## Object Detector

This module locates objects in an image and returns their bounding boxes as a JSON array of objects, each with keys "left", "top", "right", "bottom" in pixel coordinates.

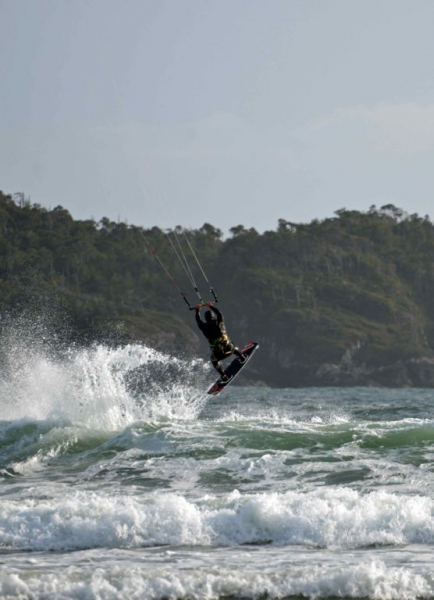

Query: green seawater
[{"left": 1, "top": 346, "right": 434, "bottom": 598}]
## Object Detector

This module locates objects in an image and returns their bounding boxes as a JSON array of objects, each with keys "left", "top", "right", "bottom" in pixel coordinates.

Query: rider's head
[{"left": 204, "top": 310, "right": 214, "bottom": 323}]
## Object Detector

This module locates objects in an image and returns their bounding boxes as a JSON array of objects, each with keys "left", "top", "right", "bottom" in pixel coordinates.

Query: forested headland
[{"left": 2, "top": 189, "right": 434, "bottom": 387}]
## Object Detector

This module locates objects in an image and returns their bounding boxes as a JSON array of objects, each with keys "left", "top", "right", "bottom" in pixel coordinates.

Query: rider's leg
[{"left": 211, "top": 353, "right": 227, "bottom": 379}]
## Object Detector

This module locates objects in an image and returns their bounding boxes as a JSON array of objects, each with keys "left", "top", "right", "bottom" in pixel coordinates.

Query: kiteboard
[{"left": 207, "top": 341, "right": 259, "bottom": 396}]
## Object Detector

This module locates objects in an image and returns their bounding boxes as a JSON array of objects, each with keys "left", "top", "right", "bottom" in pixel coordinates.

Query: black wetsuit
[
  {"left": 196, "top": 306, "right": 226, "bottom": 344},
  {"left": 195, "top": 306, "right": 243, "bottom": 377}
]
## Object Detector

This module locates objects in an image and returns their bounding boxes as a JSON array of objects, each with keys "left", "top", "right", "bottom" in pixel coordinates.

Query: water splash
[{"left": 0, "top": 341, "right": 209, "bottom": 429}]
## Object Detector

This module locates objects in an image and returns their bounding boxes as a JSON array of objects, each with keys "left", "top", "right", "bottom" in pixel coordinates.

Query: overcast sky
[{"left": 2, "top": 0, "right": 434, "bottom": 231}]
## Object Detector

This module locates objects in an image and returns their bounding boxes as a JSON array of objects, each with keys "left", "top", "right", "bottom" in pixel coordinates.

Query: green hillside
[{"left": 2, "top": 190, "right": 434, "bottom": 386}]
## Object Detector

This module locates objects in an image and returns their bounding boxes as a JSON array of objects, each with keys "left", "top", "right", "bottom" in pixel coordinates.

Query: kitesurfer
[{"left": 195, "top": 304, "right": 244, "bottom": 380}]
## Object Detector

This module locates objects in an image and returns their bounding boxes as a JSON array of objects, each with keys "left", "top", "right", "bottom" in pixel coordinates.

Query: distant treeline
[{"left": 2, "top": 190, "right": 434, "bottom": 386}]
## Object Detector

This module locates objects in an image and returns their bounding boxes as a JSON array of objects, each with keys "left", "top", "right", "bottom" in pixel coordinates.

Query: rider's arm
[
  {"left": 210, "top": 305, "right": 223, "bottom": 323},
  {"left": 195, "top": 306, "right": 203, "bottom": 326}
]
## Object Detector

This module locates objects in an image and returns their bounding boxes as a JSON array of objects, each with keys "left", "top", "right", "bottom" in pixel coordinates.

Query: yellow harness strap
[{"left": 210, "top": 334, "right": 229, "bottom": 349}]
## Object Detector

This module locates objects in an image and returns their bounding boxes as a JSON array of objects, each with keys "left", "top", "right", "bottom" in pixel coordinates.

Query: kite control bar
[{"left": 192, "top": 302, "right": 214, "bottom": 311}]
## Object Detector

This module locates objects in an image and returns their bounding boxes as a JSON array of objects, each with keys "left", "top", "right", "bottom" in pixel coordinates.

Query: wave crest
[
  {"left": 0, "top": 342, "right": 208, "bottom": 429},
  {"left": 0, "top": 488, "right": 432, "bottom": 552}
]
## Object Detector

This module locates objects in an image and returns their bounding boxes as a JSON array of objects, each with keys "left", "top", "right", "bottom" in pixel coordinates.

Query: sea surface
[{"left": 1, "top": 342, "right": 434, "bottom": 599}]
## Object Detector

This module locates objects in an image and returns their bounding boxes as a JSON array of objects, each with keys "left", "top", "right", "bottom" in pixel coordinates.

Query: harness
[{"left": 210, "top": 333, "right": 230, "bottom": 350}]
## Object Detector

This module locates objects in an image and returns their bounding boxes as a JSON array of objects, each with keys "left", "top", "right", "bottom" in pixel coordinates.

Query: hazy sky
[{"left": 2, "top": 0, "right": 434, "bottom": 231}]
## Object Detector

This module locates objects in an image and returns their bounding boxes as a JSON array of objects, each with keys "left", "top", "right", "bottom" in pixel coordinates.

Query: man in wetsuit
[{"left": 195, "top": 304, "right": 244, "bottom": 380}]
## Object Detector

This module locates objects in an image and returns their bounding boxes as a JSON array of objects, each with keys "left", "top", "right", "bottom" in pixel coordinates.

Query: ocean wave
[
  {"left": 0, "top": 417, "right": 230, "bottom": 479},
  {"left": 211, "top": 418, "right": 434, "bottom": 454},
  {"left": 0, "top": 343, "right": 207, "bottom": 429},
  {"left": 0, "top": 560, "right": 431, "bottom": 599},
  {"left": 3, "top": 415, "right": 434, "bottom": 483},
  {"left": 0, "top": 488, "right": 433, "bottom": 552}
]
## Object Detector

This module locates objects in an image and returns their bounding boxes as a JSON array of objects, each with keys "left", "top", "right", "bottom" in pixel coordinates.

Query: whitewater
[{"left": 2, "top": 340, "right": 434, "bottom": 599}]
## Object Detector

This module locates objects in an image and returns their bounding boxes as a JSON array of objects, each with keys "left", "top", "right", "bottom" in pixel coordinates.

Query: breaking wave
[
  {"left": 0, "top": 487, "right": 433, "bottom": 552},
  {"left": 1, "top": 560, "right": 432, "bottom": 600},
  {"left": 0, "top": 342, "right": 209, "bottom": 429}
]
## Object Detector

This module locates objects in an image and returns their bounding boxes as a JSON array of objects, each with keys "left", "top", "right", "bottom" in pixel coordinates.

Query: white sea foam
[
  {"left": 0, "top": 343, "right": 207, "bottom": 429},
  {"left": 216, "top": 408, "right": 351, "bottom": 427},
  {"left": 0, "top": 488, "right": 433, "bottom": 551},
  {"left": 0, "top": 560, "right": 432, "bottom": 599}
]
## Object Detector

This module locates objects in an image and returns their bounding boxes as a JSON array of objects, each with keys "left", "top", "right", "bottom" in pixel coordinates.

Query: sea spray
[{"left": 0, "top": 341, "right": 209, "bottom": 428}]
